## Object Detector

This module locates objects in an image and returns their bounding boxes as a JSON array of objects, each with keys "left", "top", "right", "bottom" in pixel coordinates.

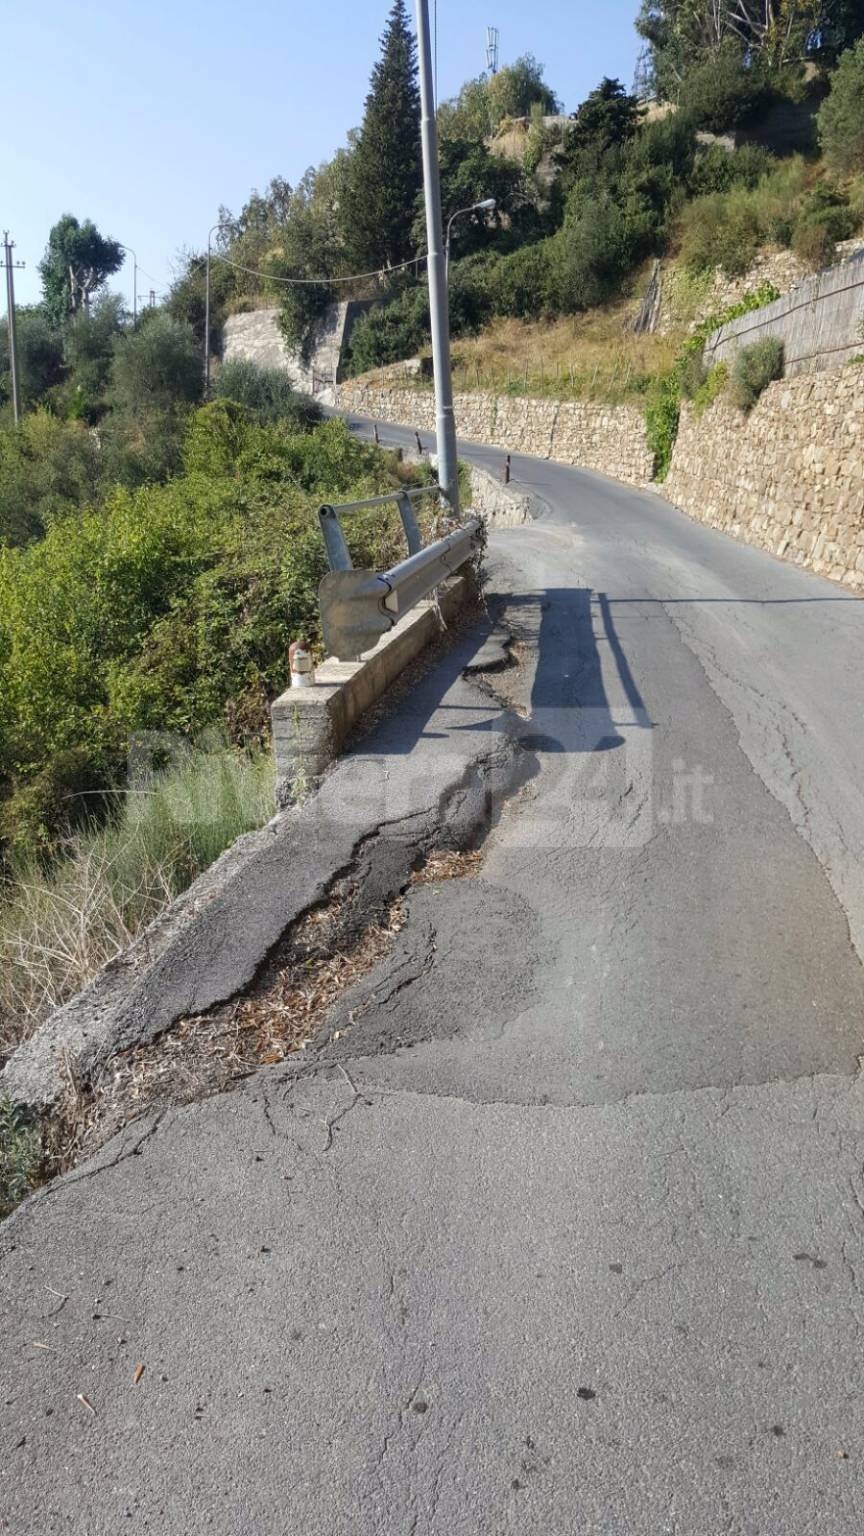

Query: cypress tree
[{"left": 342, "top": 0, "right": 422, "bottom": 271}]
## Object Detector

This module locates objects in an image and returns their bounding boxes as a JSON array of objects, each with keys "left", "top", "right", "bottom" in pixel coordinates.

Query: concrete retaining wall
[
  {"left": 222, "top": 301, "right": 371, "bottom": 393},
  {"left": 664, "top": 366, "right": 864, "bottom": 588},
  {"left": 706, "top": 250, "right": 864, "bottom": 378},
  {"left": 337, "top": 383, "right": 654, "bottom": 486}
]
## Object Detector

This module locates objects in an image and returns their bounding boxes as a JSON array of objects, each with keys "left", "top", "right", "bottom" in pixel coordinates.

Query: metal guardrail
[{"left": 317, "top": 484, "right": 480, "bottom": 661}]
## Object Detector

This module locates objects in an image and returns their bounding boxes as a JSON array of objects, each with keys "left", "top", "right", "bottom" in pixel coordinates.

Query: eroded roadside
[{"left": 5, "top": 594, "right": 534, "bottom": 1197}]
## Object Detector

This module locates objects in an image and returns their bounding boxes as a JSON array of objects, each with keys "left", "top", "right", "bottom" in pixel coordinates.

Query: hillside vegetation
[{"left": 160, "top": 3, "right": 864, "bottom": 401}]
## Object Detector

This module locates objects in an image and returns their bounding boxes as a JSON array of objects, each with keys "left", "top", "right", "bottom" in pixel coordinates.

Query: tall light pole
[
  {"left": 2, "top": 232, "right": 24, "bottom": 426},
  {"left": 415, "top": 0, "right": 459, "bottom": 515},
  {"left": 118, "top": 244, "right": 138, "bottom": 325},
  {"left": 445, "top": 198, "right": 497, "bottom": 281}
]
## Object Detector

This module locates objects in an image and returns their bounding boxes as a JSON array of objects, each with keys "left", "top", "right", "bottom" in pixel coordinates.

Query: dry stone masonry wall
[
  {"left": 340, "top": 365, "right": 864, "bottom": 593},
  {"left": 336, "top": 383, "right": 655, "bottom": 485},
  {"left": 664, "top": 367, "right": 864, "bottom": 589}
]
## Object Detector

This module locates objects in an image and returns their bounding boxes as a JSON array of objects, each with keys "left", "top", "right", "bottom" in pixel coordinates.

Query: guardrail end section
[{"left": 319, "top": 569, "right": 393, "bottom": 662}]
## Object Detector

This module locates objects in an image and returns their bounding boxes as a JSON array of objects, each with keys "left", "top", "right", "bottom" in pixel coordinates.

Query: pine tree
[{"left": 341, "top": 0, "right": 422, "bottom": 271}]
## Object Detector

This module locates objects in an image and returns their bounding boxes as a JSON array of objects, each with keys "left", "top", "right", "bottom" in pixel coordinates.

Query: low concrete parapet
[{"left": 272, "top": 574, "right": 471, "bottom": 797}]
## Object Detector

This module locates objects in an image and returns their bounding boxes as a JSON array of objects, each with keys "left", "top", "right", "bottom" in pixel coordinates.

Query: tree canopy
[
  {"left": 438, "top": 54, "right": 561, "bottom": 141},
  {"left": 818, "top": 36, "right": 864, "bottom": 169},
  {"left": 39, "top": 215, "right": 124, "bottom": 324},
  {"left": 636, "top": 0, "right": 864, "bottom": 99}
]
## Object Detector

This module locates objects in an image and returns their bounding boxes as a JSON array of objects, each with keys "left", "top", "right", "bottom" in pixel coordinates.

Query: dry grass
[
  {"left": 0, "top": 842, "right": 174, "bottom": 1066},
  {"left": 447, "top": 309, "right": 683, "bottom": 403},
  {"left": 0, "top": 747, "right": 276, "bottom": 1069},
  {"left": 362, "top": 295, "right": 685, "bottom": 405}
]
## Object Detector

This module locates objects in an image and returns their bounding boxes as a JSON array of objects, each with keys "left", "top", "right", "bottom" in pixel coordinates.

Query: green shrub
[
  {"left": 0, "top": 411, "right": 103, "bottom": 547},
  {"left": 0, "top": 1095, "right": 42, "bottom": 1216},
  {"left": 214, "top": 360, "right": 322, "bottom": 429},
  {"left": 108, "top": 312, "right": 203, "bottom": 416},
  {"left": 346, "top": 286, "right": 429, "bottom": 374},
  {"left": 792, "top": 218, "right": 838, "bottom": 268},
  {"left": 679, "top": 189, "right": 761, "bottom": 276},
  {"left": 63, "top": 295, "right": 126, "bottom": 423},
  {"left": 0, "top": 411, "right": 422, "bottom": 863},
  {"left": 556, "top": 196, "right": 645, "bottom": 310},
  {"left": 752, "top": 156, "right": 810, "bottom": 246},
  {"left": 488, "top": 241, "right": 556, "bottom": 318},
  {"left": 818, "top": 39, "right": 864, "bottom": 175},
  {"left": 692, "top": 361, "right": 728, "bottom": 416},
  {"left": 730, "top": 336, "right": 784, "bottom": 410},
  {"left": 689, "top": 144, "right": 774, "bottom": 197},
  {"left": 279, "top": 283, "right": 336, "bottom": 364},
  {"left": 791, "top": 182, "right": 857, "bottom": 268},
  {"left": 447, "top": 252, "right": 497, "bottom": 334},
  {"left": 0, "top": 308, "right": 65, "bottom": 415},
  {"left": 644, "top": 285, "right": 781, "bottom": 477},
  {"left": 678, "top": 348, "right": 707, "bottom": 400}
]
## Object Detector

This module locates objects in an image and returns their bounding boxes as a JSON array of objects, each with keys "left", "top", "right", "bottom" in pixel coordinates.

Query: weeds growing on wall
[
  {"left": 730, "top": 337, "right": 785, "bottom": 409},
  {"left": 0, "top": 1094, "right": 43, "bottom": 1217},
  {"left": 645, "top": 282, "right": 781, "bottom": 478}
]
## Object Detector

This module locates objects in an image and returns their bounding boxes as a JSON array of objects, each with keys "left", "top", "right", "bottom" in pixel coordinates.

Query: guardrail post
[
  {"left": 318, "top": 505, "right": 353, "bottom": 572},
  {"left": 396, "top": 491, "right": 423, "bottom": 556},
  {"left": 503, "top": 454, "right": 511, "bottom": 485}
]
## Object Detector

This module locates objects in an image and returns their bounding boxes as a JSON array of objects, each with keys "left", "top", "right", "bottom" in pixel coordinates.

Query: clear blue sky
[{"left": 1, "top": 0, "right": 643, "bottom": 309}]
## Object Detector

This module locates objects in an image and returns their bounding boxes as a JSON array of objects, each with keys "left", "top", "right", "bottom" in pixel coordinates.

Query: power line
[{"left": 210, "top": 251, "right": 428, "bottom": 286}]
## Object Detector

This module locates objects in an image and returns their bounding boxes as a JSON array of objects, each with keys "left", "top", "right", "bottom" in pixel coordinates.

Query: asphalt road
[{"left": 4, "top": 425, "right": 864, "bottom": 1533}]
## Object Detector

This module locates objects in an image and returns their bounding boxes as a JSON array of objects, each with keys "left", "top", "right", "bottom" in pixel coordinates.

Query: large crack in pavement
[{"left": 35, "top": 650, "right": 538, "bottom": 1174}]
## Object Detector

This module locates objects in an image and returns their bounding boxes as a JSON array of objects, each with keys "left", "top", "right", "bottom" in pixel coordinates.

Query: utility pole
[
  {"left": 2, "top": 232, "right": 24, "bottom": 426},
  {"left": 203, "top": 223, "right": 223, "bottom": 395},
  {"left": 415, "top": 0, "right": 459, "bottom": 515},
  {"left": 119, "top": 245, "right": 138, "bottom": 325}
]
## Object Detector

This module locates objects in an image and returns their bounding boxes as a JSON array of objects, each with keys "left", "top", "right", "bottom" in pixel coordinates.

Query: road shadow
[{"left": 348, "top": 586, "right": 651, "bottom": 762}]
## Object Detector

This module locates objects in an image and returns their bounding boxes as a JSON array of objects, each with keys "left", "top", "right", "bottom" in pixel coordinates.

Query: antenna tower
[{"left": 485, "top": 26, "right": 499, "bottom": 74}]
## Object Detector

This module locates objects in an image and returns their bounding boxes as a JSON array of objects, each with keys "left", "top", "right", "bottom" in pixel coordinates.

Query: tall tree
[
  {"left": 39, "top": 215, "right": 124, "bottom": 324},
  {"left": 556, "top": 78, "right": 642, "bottom": 190},
  {"left": 341, "top": 0, "right": 422, "bottom": 270}
]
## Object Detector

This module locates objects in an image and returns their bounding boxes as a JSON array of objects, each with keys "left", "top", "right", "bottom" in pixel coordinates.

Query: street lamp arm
[
  {"left": 445, "top": 200, "right": 496, "bottom": 244},
  {"left": 444, "top": 199, "right": 497, "bottom": 281}
]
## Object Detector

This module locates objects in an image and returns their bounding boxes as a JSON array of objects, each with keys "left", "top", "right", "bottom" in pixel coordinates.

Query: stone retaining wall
[
  {"left": 337, "top": 383, "right": 654, "bottom": 486},
  {"left": 664, "top": 367, "right": 864, "bottom": 588}
]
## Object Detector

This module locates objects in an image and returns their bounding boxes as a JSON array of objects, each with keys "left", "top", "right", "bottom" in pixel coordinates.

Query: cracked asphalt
[{"left": 5, "top": 427, "right": 864, "bottom": 1533}]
